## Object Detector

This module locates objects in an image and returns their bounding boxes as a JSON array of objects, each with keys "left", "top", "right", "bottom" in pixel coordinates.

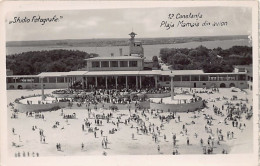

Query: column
[
  {"left": 171, "top": 76, "right": 174, "bottom": 100},
  {"left": 86, "top": 77, "right": 88, "bottom": 89},
  {"left": 180, "top": 75, "right": 182, "bottom": 82},
  {"left": 126, "top": 76, "right": 128, "bottom": 89},
  {"left": 95, "top": 76, "right": 98, "bottom": 87},
  {"left": 115, "top": 76, "right": 118, "bottom": 89},
  {"left": 154, "top": 76, "right": 158, "bottom": 88},
  {"left": 40, "top": 77, "right": 45, "bottom": 101},
  {"left": 82, "top": 77, "right": 85, "bottom": 89},
  {"left": 136, "top": 76, "right": 138, "bottom": 89},
  {"left": 55, "top": 77, "right": 58, "bottom": 83},
  {"left": 139, "top": 76, "right": 142, "bottom": 89},
  {"left": 105, "top": 76, "right": 108, "bottom": 89}
]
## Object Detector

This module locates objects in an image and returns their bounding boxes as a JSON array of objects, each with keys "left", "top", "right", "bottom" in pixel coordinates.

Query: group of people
[{"left": 9, "top": 86, "right": 252, "bottom": 156}]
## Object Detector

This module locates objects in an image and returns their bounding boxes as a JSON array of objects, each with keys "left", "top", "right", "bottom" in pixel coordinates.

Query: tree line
[
  {"left": 159, "top": 45, "right": 252, "bottom": 73},
  {"left": 6, "top": 49, "right": 98, "bottom": 75}
]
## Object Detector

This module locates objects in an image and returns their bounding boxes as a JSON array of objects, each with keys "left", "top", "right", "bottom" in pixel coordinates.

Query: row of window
[
  {"left": 7, "top": 77, "right": 66, "bottom": 83},
  {"left": 7, "top": 74, "right": 248, "bottom": 83},
  {"left": 159, "top": 75, "right": 247, "bottom": 82},
  {"left": 92, "top": 61, "right": 138, "bottom": 68}
]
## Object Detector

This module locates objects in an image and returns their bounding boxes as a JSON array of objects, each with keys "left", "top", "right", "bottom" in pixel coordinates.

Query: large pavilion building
[{"left": 6, "top": 32, "right": 252, "bottom": 90}]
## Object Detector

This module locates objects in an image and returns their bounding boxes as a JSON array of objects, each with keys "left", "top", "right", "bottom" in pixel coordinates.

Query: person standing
[
  {"left": 187, "top": 137, "right": 190, "bottom": 145},
  {"left": 81, "top": 143, "right": 84, "bottom": 150}
]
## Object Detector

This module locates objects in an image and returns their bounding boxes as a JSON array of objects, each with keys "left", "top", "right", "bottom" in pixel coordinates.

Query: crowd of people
[{"left": 9, "top": 86, "right": 253, "bottom": 156}]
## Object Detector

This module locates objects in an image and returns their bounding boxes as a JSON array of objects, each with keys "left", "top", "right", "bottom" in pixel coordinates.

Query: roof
[
  {"left": 169, "top": 70, "right": 204, "bottom": 76},
  {"left": 84, "top": 71, "right": 140, "bottom": 76},
  {"left": 10, "top": 70, "right": 248, "bottom": 78},
  {"left": 7, "top": 75, "right": 39, "bottom": 78},
  {"left": 86, "top": 56, "right": 143, "bottom": 61},
  {"left": 144, "top": 59, "right": 153, "bottom": 63},
  {"left": 129, "top": 32, "right": 137, "bottom": 36},
  {"left": 37, "top": 72, "right": 70, "bottom": 77},
  {"left": 67, "top": 71, "right": 88, "bottom": 76},
  {"left": 234, "top": 65, "right": 252, "bottom": 68},
  {"left": 138, "top": 70, "right": 161, "bottom": 75}
]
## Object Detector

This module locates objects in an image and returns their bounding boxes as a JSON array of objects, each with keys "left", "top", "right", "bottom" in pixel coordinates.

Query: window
[
  {"left": 49, "top": 77, "right": 56, "bottom": 83},
  {"left": 200, "top": 75, "right": 208, "bottom": 81},
  {"left": 120, "top": 61, "right": 128, "bottom": 67},
  {"left": 218, "top": 75, "right": 227, "bottom": 81},
  {"left": 173, "top": 75, "right": 181, "bottom": 81},
  {"left": 209, "top": 76, "right": 217, "bottom": 81},
  {"left": 111, "top": 61, "right": 118, "bottom": 67},
  {"left": 129, "top": 61, "right": 137, "bottom": 67},
  {"left": 57, "top": 77, "right": 65, "bottom": 83},
  {"left": 165, "top": 76, "right": 170, "bottom": 81},
  {"left": 191, "top": 75, "right": 199, "bottom": 81},
  {"left": 7, "top": 78, "right": 15, "bottom": 83},
  {"left": 182, "top": 76, "right": 190, "bottom": 81},
  {"left": 92, "top": 61, "right": 100, "bottom": 68},
  {"left": 227, "top": 75, "right": 236, "bottom": 81},
  {"left": 238, "top": 75, "right": 246, "bottom": 81},
  {"left": 101, "top": 61, "right": 109, "bottom": 68},
  {"left": 34, "top": 77, "right": 39, "bottom": 83},
  {"left": 43, "top": 77, "right": 48, "bottom": 83}
]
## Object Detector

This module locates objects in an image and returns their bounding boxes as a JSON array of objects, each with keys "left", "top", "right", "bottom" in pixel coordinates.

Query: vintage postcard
[{"left": 0, "top": 1, "right": 258, "bottom": 166}]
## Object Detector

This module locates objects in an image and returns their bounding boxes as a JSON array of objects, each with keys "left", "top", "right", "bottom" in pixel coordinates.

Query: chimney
[{"left": 119, "top": 48, "right": 122, "bottom": 56}]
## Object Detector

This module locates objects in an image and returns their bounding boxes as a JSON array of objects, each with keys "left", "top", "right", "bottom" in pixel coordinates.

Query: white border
[{"left": 0, "top": 1, "right": 258, "bottom": 166}]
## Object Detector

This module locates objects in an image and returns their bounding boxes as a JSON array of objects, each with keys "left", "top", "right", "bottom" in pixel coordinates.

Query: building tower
[{"left": 129, "top": 32, "right": 144, "bottom": 57}]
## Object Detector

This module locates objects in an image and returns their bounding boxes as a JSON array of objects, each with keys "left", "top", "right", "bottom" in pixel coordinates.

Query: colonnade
[{"left": 67, "top": 75, "right": 159, "bottom": 90}]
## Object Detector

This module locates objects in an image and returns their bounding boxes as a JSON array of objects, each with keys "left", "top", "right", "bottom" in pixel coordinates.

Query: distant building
[{"left": 234, "top": 65, "right": 253, "bottom": 90}]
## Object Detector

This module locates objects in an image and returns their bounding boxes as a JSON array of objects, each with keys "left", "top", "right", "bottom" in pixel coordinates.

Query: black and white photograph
[{"left": 1, "top": 1, "right": 258, "bottom": 166}]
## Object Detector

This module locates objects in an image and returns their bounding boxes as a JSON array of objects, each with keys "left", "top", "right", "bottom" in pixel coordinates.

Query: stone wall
[
  {"left": 150, "top": 100, "right": 204, "bottom": 112},
  {"left": 146, "top": 93, "right": 170, "bottom": 98},
  {"left": 14, "top": 102, "right": 68, "bottom": 113}
]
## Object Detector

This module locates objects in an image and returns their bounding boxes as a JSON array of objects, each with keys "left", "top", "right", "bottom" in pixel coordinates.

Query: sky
[{"left": 5, "top": 7, "right": 252, "bottom": 41}]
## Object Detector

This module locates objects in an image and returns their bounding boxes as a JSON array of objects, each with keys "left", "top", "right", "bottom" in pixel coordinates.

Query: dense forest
[
  {"left": 6, "top": 50, "right": 98, "bottom": 75},
  {"left": 159, "top": 45, "right": 252, "bottom": 73}
]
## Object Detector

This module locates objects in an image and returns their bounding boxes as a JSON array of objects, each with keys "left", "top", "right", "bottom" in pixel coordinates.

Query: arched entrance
[
  {"left": 220, "top": 83, "right": 226, "bottom": 88},
  {"left": 17, "top": 85, "right": 23, "bottom": 89},
  {"left": 229, "top": 83, "right": 235, "bottom": 88}
]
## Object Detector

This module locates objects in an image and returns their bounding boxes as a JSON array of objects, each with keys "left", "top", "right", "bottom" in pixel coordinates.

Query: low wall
[
  {"left": 149, "top": 100, "right": 204, "bottom": 112},
  {"left": 14, "top": 102, "right": 68, "bottom": 113},
  {"left": 146, "top": 93, "right": 170, "bottom": 98},
  {"left": 138, "top": 101, "right": 150, "bottom": 108},
  {"left": 52, "top": 93, "right": 77, "bottom": 98}
]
